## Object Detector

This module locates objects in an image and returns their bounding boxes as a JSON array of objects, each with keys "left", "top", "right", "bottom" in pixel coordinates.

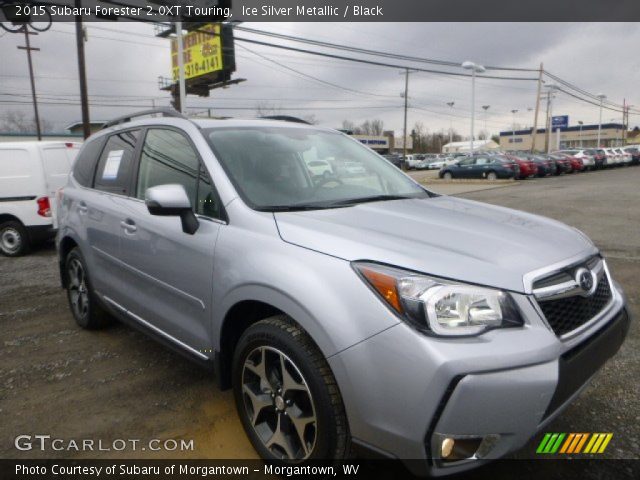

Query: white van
[{"left": 0, "top": 141, "right": 80, "bottom": 256}]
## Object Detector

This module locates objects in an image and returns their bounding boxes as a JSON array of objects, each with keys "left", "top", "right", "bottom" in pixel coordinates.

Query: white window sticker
[{"left": 102, "top": 150, "right": 123, "bottom": 180}]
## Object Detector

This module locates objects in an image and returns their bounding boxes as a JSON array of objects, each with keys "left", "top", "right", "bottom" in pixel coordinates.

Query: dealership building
[{"left": 499, "top": 123, "right": 628, "bottom": 151}]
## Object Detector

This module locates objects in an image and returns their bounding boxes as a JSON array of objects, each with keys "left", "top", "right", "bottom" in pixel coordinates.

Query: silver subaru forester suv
[{"left": 56, "top": 110, "right": 630, "bottom": 475}]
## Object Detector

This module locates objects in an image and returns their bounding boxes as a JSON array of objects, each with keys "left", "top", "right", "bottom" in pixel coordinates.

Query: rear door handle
[
  {"left": 78, "top": 202, "right": 88, "bottom": 214},
  {"left": 120, "top": 219, "right": 137, "bottom": 234}
]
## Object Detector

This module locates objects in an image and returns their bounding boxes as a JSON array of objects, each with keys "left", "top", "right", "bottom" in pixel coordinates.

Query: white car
[
  {"left": 603, "top": 148, "right": 621, "bottom": 166},
  {"left": 613, "top": 148, "right": 632, "bottom": 165},
  {"left": 553, "top": 149, "right": 595, "bottom": 169},
  {"left": 0, "top": 141, "right": 80, "bottom": 256},
  {"left": 403, "top": 154, "right": 422, "bottom": 169},
  {"left": 305, "top": 159, "right": 333, "bottom": 177},
  {"left": 429, "top": 156, "right": 461, "bottom": 170}
]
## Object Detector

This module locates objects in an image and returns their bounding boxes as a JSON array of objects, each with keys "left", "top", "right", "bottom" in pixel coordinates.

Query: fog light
[
  {"left": 438, "top": 435, "right": 483, "bottom": 461},
  {"left": 441, "top": 437, "right": 455, "bottom": 458}
]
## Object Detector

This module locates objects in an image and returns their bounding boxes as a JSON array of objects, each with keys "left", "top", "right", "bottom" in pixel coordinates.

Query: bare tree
[
  {"left": 0, "top": 110, "right": 52, "bottom": 133},
  {"left": 301, "top": 114, "right": 319, "bottom": 125},
  {"left": 255, "top": 102, "right": 282, "bottom": 117}
]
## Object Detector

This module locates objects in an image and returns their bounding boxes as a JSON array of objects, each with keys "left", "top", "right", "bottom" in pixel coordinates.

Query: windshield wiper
[
  {"left": 259, "top": 204, "right": 336, "bottom": 212},
  {"left": 326, "top": 194, "right": 416, "bottom": 207}
]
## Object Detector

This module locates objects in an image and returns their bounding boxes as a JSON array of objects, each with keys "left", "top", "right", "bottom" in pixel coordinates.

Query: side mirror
[{"left": 145, "top": 184, "right": 199, "bottom": 235}]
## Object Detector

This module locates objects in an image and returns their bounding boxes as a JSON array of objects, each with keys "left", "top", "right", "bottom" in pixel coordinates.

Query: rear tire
[
  {"left": 233, "top": 316, "right": 350, "bottom": 462},
  {"left": 487, "top": 171, "right": 498, "bottom": 181},
  {"left": 443, "top": 172, "right": 453, "bottom": 180},
  {"left": 0, "top": 221, "right": 29, "bottom": 257},
  {"left": 65, "top": 247, "right": 111, "bottom": 329}
]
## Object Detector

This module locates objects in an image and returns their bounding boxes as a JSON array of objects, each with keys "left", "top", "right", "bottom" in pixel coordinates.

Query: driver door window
[{"left": 136, "top": 128, "right": 222, "bottom": 219}]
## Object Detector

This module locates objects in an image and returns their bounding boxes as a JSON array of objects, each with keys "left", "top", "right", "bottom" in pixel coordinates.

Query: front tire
[
  {"left": 443, "top": 171, "right": 453, "bottom": 180},
  {"left": 0, "top": 221, "right": 29, "bottom": 257},
  {"left": 233, "top": 316, "right": 350, "bottom": 462},
  {"left": 65, "top": 247, "right": 111, "bottom": 329},
  {"left": 487, "top": 171, "right": 498, "bottom": 181}
]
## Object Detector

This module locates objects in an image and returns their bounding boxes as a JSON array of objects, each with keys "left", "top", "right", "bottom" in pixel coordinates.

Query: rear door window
[{"left": 93, "top": 130, "right": 140, "bottom": 195}]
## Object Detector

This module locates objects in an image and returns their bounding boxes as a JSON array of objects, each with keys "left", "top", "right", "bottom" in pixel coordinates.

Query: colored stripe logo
[{"left": 536, "top": 433, "right": 613, "bottom": 454}]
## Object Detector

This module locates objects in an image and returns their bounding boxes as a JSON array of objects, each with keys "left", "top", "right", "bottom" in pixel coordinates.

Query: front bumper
[{"left": 328, "top": 282, "right": 629, "bottom": 476}]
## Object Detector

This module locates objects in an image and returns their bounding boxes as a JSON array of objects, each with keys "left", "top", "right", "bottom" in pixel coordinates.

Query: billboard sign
[
  {"left": 171, "top": 24, "right": 223, "bottom": 81},
  {"left": 552, "top": 115, "right": 569, "bottom": 130}
]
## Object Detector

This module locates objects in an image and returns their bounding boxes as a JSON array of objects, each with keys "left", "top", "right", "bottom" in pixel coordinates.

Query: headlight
[{"left": 354, "top": 262, "right": 523, "bottom": 336}]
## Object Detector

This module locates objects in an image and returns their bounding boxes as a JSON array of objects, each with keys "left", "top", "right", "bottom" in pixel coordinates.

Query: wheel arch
[
  {"left": 58, "top": 235, "right": 79, "bottom": 288},
  {"left": 215, "top": 288, "right": 337, "bottom": 391},
  {"left": 0, "top": 213, "right": 24, "bottom": 226}
]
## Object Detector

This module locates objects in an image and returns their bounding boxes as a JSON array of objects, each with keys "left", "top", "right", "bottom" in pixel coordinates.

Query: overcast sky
[{"left": 1, "top": 22, "right": 639, "bottom": 136}]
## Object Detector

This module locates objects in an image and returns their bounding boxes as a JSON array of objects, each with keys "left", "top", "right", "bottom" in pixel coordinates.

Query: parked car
[
  {"left": 338, "top": 160, "right": 367, "bottom": 176},
  {"left": 613, "top": 148, "right": 632, "bottom": 165},
  {"left": 547, "top": 154, "right": 572, "bottom": 174},
  {"left": 583, "top": 149, "right": 607, "bottom": 169},
  {"left": 404, "top": 154, "right": 423, "bottom": 170},
  {"left": 528, "top": 155, "right": 557, "bottom": 176},
  {"left": 56, "top": 110, "right": 629, "bottom": 475},
  {"left": 623, "top": 147, "right": 640, "bottom": 165},
  {"left": 382, "top": 154, "right": 403, "bottom": 169},
  {"left": 429, "top": 156, "right": 459, "bottom": 170},
  {"left": 439, "top": 154, "right": 518, "bottom": 180},
  {"left": 0, "top": 141, "right": 80, "bottom": 256},
  {"left": 558, "top": 154, "right": 586, "bottom": 173},
  {"left": 414, "top": 159, "right": 432, "bottom": 170},
  {"left": 503, "top": 154, "right": 538, "bottom": 179},
  {"left": 305, "top": 159, "right": 333, "bottom": 177},
  {"left": 553, "top": 149, "right": 595, "bottom": 170},
  {"left": 602, "top": 148, "right": 621, "bottom": 166}
]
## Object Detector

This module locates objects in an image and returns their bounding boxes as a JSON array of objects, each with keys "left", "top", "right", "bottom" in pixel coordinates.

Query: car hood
[{"left": 274, "top": 196, "right": 596, "bottom": 293}]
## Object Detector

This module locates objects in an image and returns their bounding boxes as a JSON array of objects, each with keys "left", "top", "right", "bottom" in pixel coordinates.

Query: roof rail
[
  {"left": 102, "top": 108, "right": 188, "bottom": 130},
  {"left": 259, "top": 115, "right": 311, "bottom": 125}
]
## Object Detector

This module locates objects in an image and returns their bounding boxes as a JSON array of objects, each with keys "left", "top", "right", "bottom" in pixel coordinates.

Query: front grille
[{"left": 538, "top": 275, "right": 612, "bottom": 336}]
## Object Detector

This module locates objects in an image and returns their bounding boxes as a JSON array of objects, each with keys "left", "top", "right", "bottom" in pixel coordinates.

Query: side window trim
[{"left": 133, "top": 126, "right": 227, "bottom": 223}]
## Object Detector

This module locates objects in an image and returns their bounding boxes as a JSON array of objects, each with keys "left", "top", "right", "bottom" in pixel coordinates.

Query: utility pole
[
  {"left": 446, "top": 101, "right": 454, "bottom": 147},
  {"left": 75, "top": 0, "right": 90, "bottom": 139},
  {"left": 176, "top": 21, "right": 186, "bottom": 114},
  {"left": 530, "top": 63, "right": 543, "bottom": 153},
  {"left": 544, "top": 86, "right": 557, "bottom": 153},
  {"left": 596, "top": 93, "right": 606, "bottom": 148},
  {"left": 17, "top": 26, "right": 41, "bottom": 140},
  {"left": 511, "top": 109, "right": 518, "bottom": 147},
  {"left": 401, "top": 68, "right": 411, "bottom": 161}
]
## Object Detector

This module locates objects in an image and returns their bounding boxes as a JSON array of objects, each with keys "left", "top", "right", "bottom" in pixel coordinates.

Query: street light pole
[
  {"left": 462, "top": 61, "right": 485, "bottom": 156},
  {"left": 482, "top": 105, "right": 490, "bottom": 139},
  {"left": 446, "top": 101, "right": 454, "bottom": 148},
  {"left": 578, "top": 121, "right": 583, "bottom": 148},
  {"left": 511, "top": 109, "right": 518, "bottom": 148},
  {"left": 597, "top": 93, "right": 606, "bottom": 148}
]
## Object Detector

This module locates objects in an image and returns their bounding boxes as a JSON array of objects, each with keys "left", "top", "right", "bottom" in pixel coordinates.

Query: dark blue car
[{"left": 439, "top": 154, "right": 518, "bottom": 180}]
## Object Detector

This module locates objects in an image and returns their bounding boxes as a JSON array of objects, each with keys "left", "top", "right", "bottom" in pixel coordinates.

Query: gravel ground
[{"left": 0, "top": 167, "right": 638, "bottom": 467}]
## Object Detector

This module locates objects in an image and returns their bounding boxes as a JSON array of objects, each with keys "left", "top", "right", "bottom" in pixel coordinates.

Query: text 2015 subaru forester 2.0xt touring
[{"left": 56, "top": 109, "right": 630, "bottom": 475}]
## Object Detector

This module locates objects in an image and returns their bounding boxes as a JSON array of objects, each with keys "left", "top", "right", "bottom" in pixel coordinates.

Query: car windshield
[{"left": 204, "top": 127, "right": 430, "bottom": 211}]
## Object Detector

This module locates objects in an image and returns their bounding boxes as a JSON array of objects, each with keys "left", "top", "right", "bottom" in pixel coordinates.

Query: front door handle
[
  {"left": 78, "top": 202, "right": 88, "bottom": 214},
  {"left": 120, "top": 219, "right": 137, "bottom": 234}
]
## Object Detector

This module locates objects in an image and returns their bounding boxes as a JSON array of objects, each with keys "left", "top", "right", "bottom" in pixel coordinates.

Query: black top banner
[{"left": 1, "top": 0, "right": 639, "bottom": 23}]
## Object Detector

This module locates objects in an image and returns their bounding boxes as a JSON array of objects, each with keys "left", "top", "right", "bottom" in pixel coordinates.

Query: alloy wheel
[
  {"left": 68, "top": 258, "right": 89, "bottom": 320},
  {"left": 241, "top": 346, "right": 317, "bottom": 460}
]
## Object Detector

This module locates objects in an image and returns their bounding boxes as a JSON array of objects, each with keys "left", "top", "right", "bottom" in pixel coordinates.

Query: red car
[
  {"left": 503, "top": 154, "right": 538, "bottom": 179},
  {"left": 554, "top": 153, "right": 585, "bottom": 173}
]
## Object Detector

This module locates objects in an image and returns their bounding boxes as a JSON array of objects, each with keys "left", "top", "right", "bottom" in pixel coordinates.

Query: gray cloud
[{"left": 1, "top": 22, "right": 638, "bottom": 137}]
